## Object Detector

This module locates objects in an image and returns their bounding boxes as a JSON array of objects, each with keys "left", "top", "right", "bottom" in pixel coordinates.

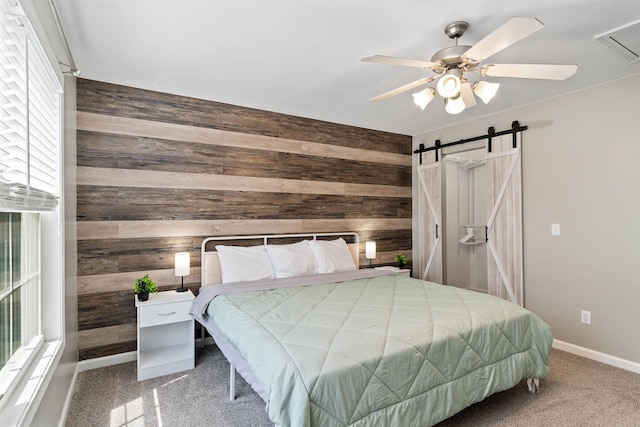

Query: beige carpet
[
  {"left": 65, "top": 347, "right": 640, "bottom": 426},
  {"left": 437, "top": 349, "right": 640, "bottom": 426}
]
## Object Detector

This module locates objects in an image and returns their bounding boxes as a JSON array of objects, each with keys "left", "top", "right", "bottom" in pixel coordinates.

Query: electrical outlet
[
  {"left": 581, "top": 310, "right": 591, "bottom": 324},
  {"left": 551, "top": 223, "right": 561, "bottom": 236}
]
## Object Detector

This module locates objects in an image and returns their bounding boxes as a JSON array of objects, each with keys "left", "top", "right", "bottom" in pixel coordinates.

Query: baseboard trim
[
  {"left": 552, "top": 339, "right": 640, "bottom": 374},
  {"left": 57, "top": 364, "right": 79, "bottom": 427},
  {"left": 78, "top": 351, "right": 137, "bottom": 372},
  {"left": 78, "top": 337, "right": 214, "bottom": 371}
]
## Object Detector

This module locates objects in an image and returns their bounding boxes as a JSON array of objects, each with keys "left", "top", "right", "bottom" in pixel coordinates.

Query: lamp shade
[
  {"left": 412, "top": 87, "right": 435, "bottom": 110},
  {"left": 474, "top": 81, "right": 500, "bottom": 104},
  {"left": 365, "top": 241, "right": 376, "bottom": 260},
  {"left": 175, "top": 252, "right": 191, "bottom": 277},
  {"left": 437, "top": 69, "right": 462, "bottom": 98},
  {"left": 445, "top": 94, "right": 466, "bottom": 114}
]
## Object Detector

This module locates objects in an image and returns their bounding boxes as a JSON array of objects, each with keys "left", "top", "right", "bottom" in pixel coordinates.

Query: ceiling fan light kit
[
  {"left": 362, "top": 16, "right": 577, "bottom": 115},
  {"left": 412, "top": 87, "right": 436, "bottom": 110},
  {"left": 436, "top": 69, "right": 462, "bottom": 98},
  {"left": 459, "top": 83, "right": 477, "bottom": 108},
  {"left": 445, "top": 94, "right": 466, "bottom": 115},
  {"left": 473, "top": 81, "right": 500, "bottom": 104}
]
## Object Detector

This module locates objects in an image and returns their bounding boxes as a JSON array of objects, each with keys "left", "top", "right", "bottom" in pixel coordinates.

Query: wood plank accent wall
[{"left": 76, "top": 79, "right": 412, "bottom": 360}]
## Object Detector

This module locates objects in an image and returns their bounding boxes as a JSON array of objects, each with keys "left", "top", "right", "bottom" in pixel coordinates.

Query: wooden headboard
[{"left": 200, "top": 232, "right": 360, "bottom": 287}]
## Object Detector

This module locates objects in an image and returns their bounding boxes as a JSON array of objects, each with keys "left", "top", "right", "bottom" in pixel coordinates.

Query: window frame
[
  {"left": 0, "top": 212, "right": 43, "bottom": 403},
  {"left": 0, "top": 0, "right": 65, "bottom": 424}
]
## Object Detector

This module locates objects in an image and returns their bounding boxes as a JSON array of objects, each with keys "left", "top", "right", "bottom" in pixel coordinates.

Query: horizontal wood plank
[
  {"left": 76, "top": 166, "right": 411, "bottom": 198},
  {"left": 77, "top": 186, "right": 411, "bottom": 221},
  {"left": 78, "top": 323, "right": 137, "bottom": 350},
  {"left": 77, "top": 268, "right": 202, "bottom": 295},
  {"left": 79, "top": 341, "right": 137, "bottom": 361},
  {"left": 76, "top": 218, "right": 412, "bottom": 240}
]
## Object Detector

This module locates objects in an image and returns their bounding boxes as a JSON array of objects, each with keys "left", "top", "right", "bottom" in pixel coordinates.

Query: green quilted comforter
[{"left": 197, "top": 273, "right": 552, "bottom": 426}]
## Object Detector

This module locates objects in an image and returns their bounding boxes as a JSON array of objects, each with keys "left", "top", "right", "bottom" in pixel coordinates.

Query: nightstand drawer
[{"left": 139, "top": 300, "right": 192, "bottom": 328}]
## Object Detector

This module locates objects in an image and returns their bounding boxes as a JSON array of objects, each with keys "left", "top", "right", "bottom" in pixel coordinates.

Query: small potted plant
[
  {"left": 395, "top": 252, "right": 408, "bottom": 270},
  {"left": 134, "top": 274, "right": 158, "bottom": 301}
]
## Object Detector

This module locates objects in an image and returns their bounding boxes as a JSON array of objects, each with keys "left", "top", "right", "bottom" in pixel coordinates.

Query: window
[
  {"left": 0, "top": 212, "right": 40, "bottom": 397},
  {"left": 0, "top": 0, "right": 60, "bottom": 211},
  {"left": 0, "top": 0, "right": 62, "bottom": 413}
]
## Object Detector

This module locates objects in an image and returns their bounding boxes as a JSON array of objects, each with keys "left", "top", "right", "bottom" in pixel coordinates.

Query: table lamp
[
  {"left": 175, "top": 252, "right": 190, "bottom": 292},
  {"left": 365, "top": 241, "right": 376, "bottom": 268}
]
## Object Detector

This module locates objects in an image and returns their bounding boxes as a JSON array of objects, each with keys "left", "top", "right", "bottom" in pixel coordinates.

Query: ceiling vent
[{"left": 594, "top": 19, "right": 640, "bottom": 64}]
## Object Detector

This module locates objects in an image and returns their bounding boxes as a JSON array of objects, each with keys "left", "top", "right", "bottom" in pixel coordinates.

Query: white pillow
[
  {"left": 215, "top": 244, "right": 275, "bottom": 283},
  {"left": 308, "top": 238, "right": 357, "bottom": 274},
  {"left": 266, "top": 240, "right": 317, "bottom": 278}
]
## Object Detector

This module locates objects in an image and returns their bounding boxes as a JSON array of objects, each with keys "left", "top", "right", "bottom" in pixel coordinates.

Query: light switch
[{"left": 551, "top": 223, "right": 560, "bottom": 236}]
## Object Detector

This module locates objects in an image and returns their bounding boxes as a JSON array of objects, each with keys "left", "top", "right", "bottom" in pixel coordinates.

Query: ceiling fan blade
[
  {"left": 462, "top": 17, "right": 544, "bottom": 62},
  {"left": 481, "top": 63, "right": 578, "bottom": 80},
  {"left": 369, "top": 76, "right": 434, "bottom": 102},
  {"left": 361, "top": 55, "right": 436, "bottom": 70}
]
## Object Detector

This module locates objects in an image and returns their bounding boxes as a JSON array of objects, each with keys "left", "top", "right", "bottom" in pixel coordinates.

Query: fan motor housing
[{"left": 431, "top": 45, "right": 471, "bottom": 66}]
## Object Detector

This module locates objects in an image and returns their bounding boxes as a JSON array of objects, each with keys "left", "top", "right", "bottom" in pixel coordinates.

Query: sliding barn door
[
  {"left": 417, "top": 153, "right": 442, "bottom": 283},
  {"left": 486, "top": 133, "right": 523, "bottom": 305}
]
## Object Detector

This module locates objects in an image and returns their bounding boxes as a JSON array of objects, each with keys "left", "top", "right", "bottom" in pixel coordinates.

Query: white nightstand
[
  {"left": 375, "top": 266, "right": 411, "bottom": 277},
  {"left": 136, "top": 290, "right": 195, "bottom": 381}
]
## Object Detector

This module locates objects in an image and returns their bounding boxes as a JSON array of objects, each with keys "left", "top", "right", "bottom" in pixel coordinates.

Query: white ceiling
[{"left": 54, "top": 0, "right": 640, "bottom": 136}]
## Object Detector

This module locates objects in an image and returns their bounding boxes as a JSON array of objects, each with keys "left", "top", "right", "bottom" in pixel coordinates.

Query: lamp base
[{"left": 176, "top": 277, "right": 188, "bottom": 292}]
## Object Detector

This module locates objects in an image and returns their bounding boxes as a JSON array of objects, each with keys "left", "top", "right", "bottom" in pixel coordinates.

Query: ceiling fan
[{"left": 362, "top": 17, "right": 578, "bottom": 114}]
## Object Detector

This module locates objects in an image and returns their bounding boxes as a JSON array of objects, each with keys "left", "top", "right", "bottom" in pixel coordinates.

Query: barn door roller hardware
[{"left": 413, "top": 120, "right": 527, "bottom": 164}]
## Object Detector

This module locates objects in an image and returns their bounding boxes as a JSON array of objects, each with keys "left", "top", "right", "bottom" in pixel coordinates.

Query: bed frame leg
[
  {"left": 229, "top": 364, "right": 236, "bottom": 401},
  {"left": 527, "top": 378, "right": 540, "bottom": 394}
]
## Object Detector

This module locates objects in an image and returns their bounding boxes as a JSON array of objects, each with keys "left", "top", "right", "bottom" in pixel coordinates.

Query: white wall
[{"left": 413, "top": 74, "right": 640, "bottom": 364}]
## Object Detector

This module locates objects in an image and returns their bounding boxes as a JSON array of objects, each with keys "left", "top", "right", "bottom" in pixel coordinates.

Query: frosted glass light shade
[
  {"left": 437, "top": 69, "right": 462, "bottom": 98},
  {"left": 474, "top": 81, "right": 500, "bottom": 104},
  {"left": 445, "top": 94, "right": 466, "bottom": 114},
  {"left": 412, "top": 87, "right": 435, "bottom": 110},
  {"left": 175, "top": 252, "right": 191, "bottom": 277},
  {"left": 365, "top": 241, "right": 376, "bottom": 259}
]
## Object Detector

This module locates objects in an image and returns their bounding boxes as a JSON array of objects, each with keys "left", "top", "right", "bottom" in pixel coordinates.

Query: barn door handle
[{"left": 436, "top": 223, "right": 439, "bottom": 239}]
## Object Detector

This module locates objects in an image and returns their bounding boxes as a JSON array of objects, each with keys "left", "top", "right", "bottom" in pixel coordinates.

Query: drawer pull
[{"left": 158, "top": 311, "right": 176, "bottom": 316}]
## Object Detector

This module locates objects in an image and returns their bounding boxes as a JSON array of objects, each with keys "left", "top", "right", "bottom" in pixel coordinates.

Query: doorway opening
[{"left": 443, "top": 148, "right": 487, "bottom": 293}]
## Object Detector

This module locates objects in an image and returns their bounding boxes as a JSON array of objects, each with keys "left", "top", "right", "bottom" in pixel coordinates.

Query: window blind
[{"left": 0, "top": 0, "right": 61, "bottom": 211}]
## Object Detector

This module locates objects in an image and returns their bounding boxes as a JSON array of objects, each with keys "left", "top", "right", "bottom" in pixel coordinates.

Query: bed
[{"left": 190, "top": 232, "right": 552, "bottom": 427}]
